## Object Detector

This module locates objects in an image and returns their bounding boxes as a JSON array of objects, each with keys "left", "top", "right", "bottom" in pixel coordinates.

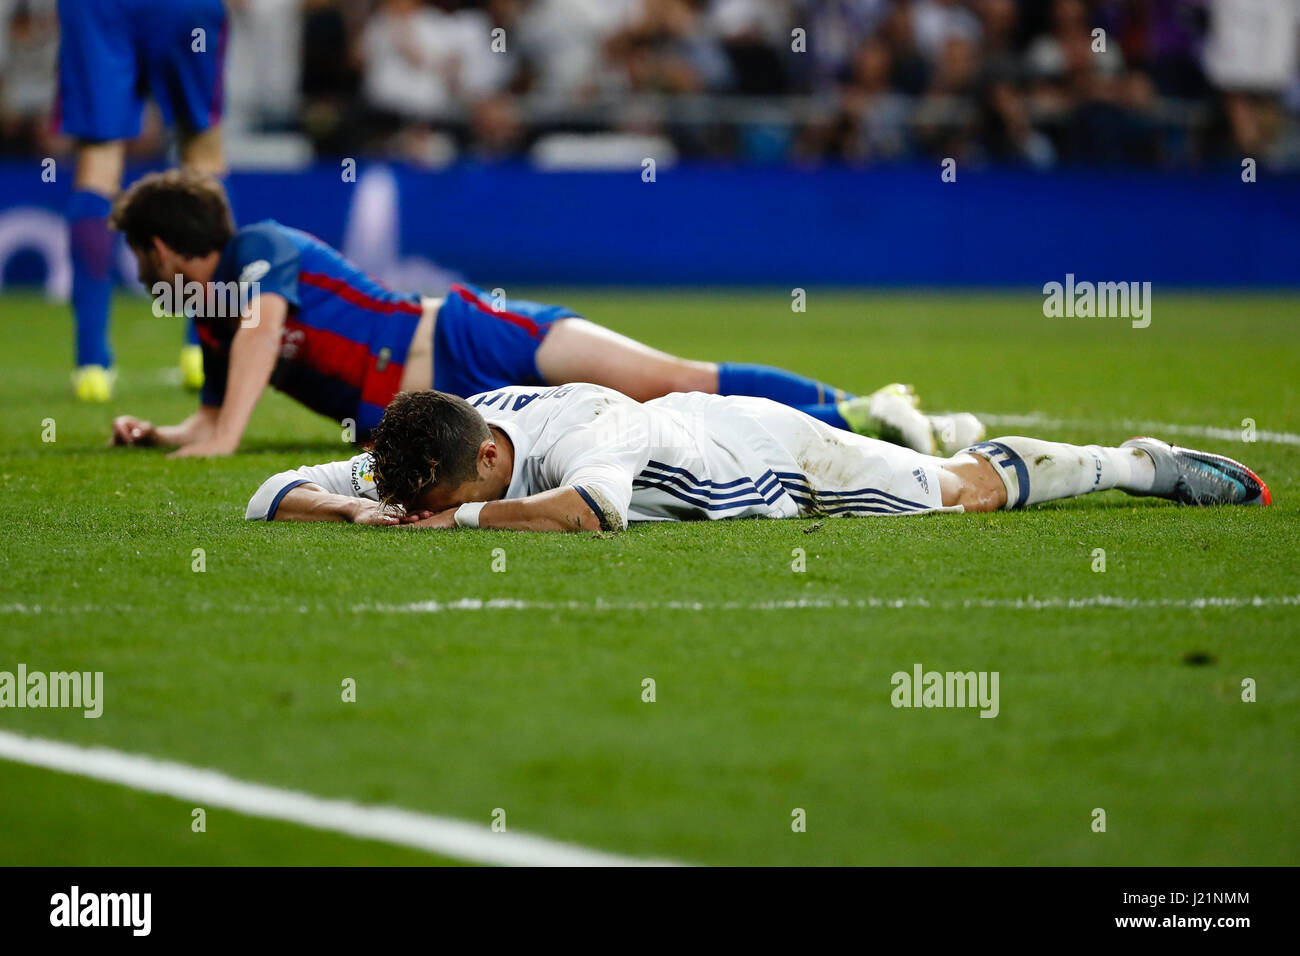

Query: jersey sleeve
[
  {"left": 200, "top": 223, "right": 300, "bottom": 408},
  {"left": 245, "top": 453, "right": 378, "bottom": 521},
  {"left": 228, "top": 223, "right": 301, "bottom": 308},
  {"left": 536, "top": 407, "right": 651, "bottom": 532}
]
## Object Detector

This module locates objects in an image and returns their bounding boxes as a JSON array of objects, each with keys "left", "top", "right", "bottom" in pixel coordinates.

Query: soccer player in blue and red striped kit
[{"left": 106, "top": 170, "right": 983, "bottom": 458}]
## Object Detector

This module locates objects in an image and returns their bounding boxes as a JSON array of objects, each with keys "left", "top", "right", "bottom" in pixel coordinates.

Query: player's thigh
[
  {"left": 57, "top": 0, "right": 143, "bottom": 143},
  {"left": 140, "top": 0, "right": 228, "bottom": 135},
  {"left": 768, "top": 408, "right": 951, "bottom": 514},
  {"left": 535, "top": 318, "right": 719, "bottom": 402}
]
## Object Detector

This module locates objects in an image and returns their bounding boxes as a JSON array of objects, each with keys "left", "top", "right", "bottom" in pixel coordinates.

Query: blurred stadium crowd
[{"left": 2, "top": 0, "right": 1298, "bottom": 168}]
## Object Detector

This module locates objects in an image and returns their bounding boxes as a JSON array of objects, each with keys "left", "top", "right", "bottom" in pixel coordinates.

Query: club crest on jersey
[
  {"left": 280, "top": 327, "right": 305, "bottom": 360},
  {"left": 351, "top": 456, "right": 375, "bottom": 494},
  {"left": 239, "top": 259, "right": 271, "bottom": 284}
]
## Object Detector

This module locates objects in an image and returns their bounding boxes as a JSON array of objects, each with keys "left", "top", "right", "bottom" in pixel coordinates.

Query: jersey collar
[{"left": 483, "top": 416, "right": 530, "bottom": 501}]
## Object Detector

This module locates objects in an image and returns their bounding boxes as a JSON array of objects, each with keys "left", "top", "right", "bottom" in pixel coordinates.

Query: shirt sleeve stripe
[
  {"left": 266, "top": 479, "right": 312, "bottom": 521},
  {"left": 572, "top": 485, "right": 606, "bottom": 529}
]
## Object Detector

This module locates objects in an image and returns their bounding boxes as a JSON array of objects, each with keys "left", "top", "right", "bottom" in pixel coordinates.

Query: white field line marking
[
  {"left": 978, "top": 412, "right": 1300, "bottom": 447},
  {"left": 359, "top": 595, "right": 1300, "bottom": 613},
  {"left": 0, "top": 731, "right": 676, "bottom": 867},
  {"left": 3, "top": 595, "right": 1298, "bottom": 615}
]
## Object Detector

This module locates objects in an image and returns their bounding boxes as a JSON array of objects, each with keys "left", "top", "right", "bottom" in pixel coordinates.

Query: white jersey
[{"left": 245, "top": 383, "right": 951, "bottom": 527}]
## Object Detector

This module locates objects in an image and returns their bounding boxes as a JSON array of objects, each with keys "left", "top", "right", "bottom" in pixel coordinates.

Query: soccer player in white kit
[{"left": 245, "top": 384, "right": 1270, "bottom": 530}]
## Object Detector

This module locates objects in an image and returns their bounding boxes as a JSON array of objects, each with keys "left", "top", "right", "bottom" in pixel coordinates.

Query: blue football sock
[
  {"left": 717, "top": 362, "right": 854, "bottom": 407},
  {"left": 796, "top": 403, "right": 853, "bottom": 431},
  {"left": 68, "top": 189, "right": 115, "bottom": 368}
]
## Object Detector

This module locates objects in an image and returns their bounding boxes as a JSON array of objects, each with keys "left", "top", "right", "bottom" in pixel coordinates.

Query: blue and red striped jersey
[{"left": 199, "top": 220, "right": 423, "bottom": 436}]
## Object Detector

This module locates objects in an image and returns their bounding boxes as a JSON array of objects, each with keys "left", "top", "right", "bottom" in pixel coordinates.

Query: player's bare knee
[
  {"left": 74, "top": 141, "right": 126, "bottom": 195},
  {"left": 960, "top": 480, "right": 1003, "bottom": 512},
  {"left": 940, "top": 455, "right": 1005, "bottom": 512},
  {"left": 181, "top": 127, "right": 226, "bottom": 176}
]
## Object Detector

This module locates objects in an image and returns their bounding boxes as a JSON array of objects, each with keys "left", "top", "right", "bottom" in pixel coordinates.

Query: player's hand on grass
[
  {"left": 348, "top": 500, "right": 410, "bottom": 526},
  {"left": 110, "top": 416, "right": 158, "bottom": 447},
  {"left": 347, "top": 502, "right": 440, "bottom": 526},
  {"left": 397, "top": 508, "right": 457, "bottom": 530}
]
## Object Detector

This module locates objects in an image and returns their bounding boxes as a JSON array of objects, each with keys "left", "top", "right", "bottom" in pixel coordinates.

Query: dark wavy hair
[
  {"left": 370, "top": 391, "right": 491, "bottom": 508},
  {"left": 109, "top": 169, "right": 235, "bottom": 257}
]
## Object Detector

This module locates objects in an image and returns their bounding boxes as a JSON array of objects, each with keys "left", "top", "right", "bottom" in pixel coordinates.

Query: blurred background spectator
[
  {"left": 0, "top": 0, "right": 58, "bottom": 155},
  {"left": 1, "top": 0, "right": 1297, "bottom": 168}
]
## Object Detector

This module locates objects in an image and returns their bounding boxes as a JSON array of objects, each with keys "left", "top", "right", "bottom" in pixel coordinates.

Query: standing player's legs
[
  {"left": 179, "top": 126, "right": 225, "bottom": 177},
  {"left": 68, "top": 142, "right": 126, "bottom": 400},
  {"left": 57, "top": 0, "right": 139, "bottom": 400},
  {"left": 534, "top": 317, "right": 982, "bottom": 451},
  {"left": 59, "top": 0, "right": 229, "bottom": 399},
  {"left": 145, "top": 0, "right": 230, "bottom": 393}
]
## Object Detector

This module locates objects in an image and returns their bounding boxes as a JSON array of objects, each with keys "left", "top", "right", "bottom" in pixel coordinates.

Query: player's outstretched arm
[
  {"left": 111, "top": 405, "right": 219, "bottom": 449},
  {"left": 267, "top": 484, "right": 409, "bottom": 525},
  {"left": 171, "top": 293, "right": 289, "bottom": 458},
  {"left": 245, "top": 456, "right": 428, "bottom": 524},
  {"left": 409, "top": 487, "right": 608, "bottom": 533}
]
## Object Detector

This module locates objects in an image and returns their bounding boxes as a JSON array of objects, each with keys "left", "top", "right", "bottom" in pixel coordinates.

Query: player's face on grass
[
  {"left": 414, "top": 478, "right": 483, "bottom": 514},
  {"left": 410, "top": 437, "right": 510, "bottom": 514}
]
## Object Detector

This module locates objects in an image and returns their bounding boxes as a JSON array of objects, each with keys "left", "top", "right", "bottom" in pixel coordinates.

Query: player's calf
[{"left": 947, "top": 436, "right": 1269, "bottom": 511}]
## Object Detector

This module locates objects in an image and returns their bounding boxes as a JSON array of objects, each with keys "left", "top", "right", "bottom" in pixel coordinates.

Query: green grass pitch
[{"left": 1, "top": 289, "right": 1297, "bottom": 865}]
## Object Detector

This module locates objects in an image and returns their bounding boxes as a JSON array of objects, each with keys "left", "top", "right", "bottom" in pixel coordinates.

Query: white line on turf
[
  {"left": 0, "top": 731, "right": 676, "bottom": 867},
  {"left": 357, "top": 595, "right": 1300, "bottom": 612},
  {"left": 978, "top": 413, "right": 1300, "bottom": 447},
  {"left": 3, "top": 595, "right": 1297, "bottom": 615}
]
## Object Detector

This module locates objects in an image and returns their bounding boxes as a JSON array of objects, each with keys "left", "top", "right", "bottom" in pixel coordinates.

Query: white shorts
[{"left": 638, "top": 393, "right": 955, "bottom": 521}]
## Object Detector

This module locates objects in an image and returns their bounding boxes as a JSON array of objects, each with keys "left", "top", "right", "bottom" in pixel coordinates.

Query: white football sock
[{"left": 965, "top": 437, "right": 1156, "bottom": 509}]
